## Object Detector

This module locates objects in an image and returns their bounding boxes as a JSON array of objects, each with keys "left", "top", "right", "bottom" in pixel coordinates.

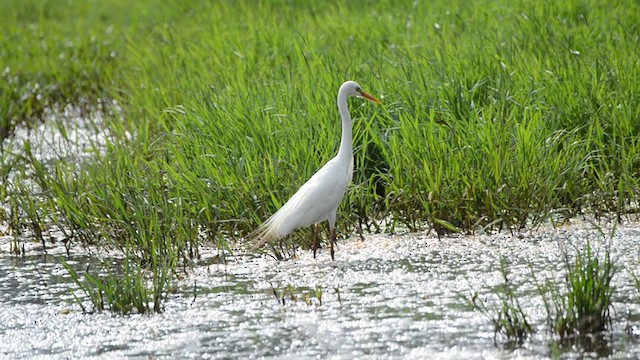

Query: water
[
  {"left": 1, "top": 220, "right": 640, "bottom": 359},
  {"left": 2, "top": 103, "right": 116, "bottom": 166}
]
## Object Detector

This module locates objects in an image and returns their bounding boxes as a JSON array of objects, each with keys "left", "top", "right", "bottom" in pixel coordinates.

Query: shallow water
[{"left": 1, "top": 220, "right": 640, "bottom": 359}]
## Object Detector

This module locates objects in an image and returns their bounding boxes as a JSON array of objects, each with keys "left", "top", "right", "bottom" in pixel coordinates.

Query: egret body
[{"left": 251, "top": 81, "right": 380, "bottom": 260}]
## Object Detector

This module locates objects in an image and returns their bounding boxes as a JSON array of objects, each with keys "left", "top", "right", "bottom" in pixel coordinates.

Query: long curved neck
[{"left": 336, "top": 90, "right": 353, "bottom": 162}]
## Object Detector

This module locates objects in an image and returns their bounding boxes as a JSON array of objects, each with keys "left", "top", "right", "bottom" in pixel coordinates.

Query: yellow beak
[{"left": 359, "top": 91, "right": 381, "bottom": 104}]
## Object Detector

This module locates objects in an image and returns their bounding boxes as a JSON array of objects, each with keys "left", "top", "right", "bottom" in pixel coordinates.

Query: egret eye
[{"left": 355, "top": 87, "right": 363, "bottom": 94}]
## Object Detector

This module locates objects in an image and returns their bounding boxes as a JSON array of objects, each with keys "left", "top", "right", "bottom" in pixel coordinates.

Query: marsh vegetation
[{"left": 1, "top": 0, "right": 640, "bottom": 357}]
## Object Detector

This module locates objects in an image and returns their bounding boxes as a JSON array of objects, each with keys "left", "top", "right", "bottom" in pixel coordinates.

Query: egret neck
[{"left": 336, "top": 85, "right": 354, "bottom": 165}]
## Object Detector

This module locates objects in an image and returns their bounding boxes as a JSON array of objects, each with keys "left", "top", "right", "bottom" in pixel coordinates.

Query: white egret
[{"left": 251, "top": 80, "right": 380, "bottom": 260}]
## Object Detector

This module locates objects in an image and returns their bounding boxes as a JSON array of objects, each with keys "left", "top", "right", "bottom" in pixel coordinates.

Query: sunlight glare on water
[{"left": 1, "top": 219, "right": 640, "bottom": 359}]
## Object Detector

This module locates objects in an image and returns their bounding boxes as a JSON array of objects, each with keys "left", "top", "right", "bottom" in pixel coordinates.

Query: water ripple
[{"left": 1, "top": 219, "right": 640, "bottom": 359}]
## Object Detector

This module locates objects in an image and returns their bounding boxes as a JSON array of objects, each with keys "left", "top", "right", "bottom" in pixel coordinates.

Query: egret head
[{"left": 340, "top": 81, "right": 381, "bottom": 103}]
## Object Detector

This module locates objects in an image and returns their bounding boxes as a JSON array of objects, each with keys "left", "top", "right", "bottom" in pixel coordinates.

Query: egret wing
[{"left": 250, "top": 158, "right": 351, "bottom": 248}]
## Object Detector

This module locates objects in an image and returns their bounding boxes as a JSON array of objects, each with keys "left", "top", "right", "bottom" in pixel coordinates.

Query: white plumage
[{"left": 251, "top": 80, "right": 380, "bottom": 259}]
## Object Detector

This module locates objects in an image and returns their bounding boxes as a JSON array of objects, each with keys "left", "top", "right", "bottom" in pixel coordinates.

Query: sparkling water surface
[{"left": 1, "top": 220, "right": 640, "bottom": 359}]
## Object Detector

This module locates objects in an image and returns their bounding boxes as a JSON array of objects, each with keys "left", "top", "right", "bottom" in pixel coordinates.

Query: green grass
[
  {"left": 472, "top": 236, "right": 615, "bottom": 348},
  {"left": 1, "top": 0, "right": 639, "bottom": 312},
  {"left": 535, "top": 237, "right": 615, "bottom": 339},
  {"left": 0, "top": 0, "right": 201, "bottom": 141},
  {"left": 63, "top": 252, "right": 174, "bottom": 314},
  {"left": 469, "top": 256, "right": 534, "bottom": 344},
  {"left": 271, "top": 284, "right": 323, "bottom": 306}
]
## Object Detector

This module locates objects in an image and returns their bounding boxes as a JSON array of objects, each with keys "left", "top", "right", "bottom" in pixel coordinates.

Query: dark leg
[
  {"left": 313, "top": 223, "right": 319, "bottom": 259},
  {"left": 329, "top": 227, "right": 336, "bottom": 261}
]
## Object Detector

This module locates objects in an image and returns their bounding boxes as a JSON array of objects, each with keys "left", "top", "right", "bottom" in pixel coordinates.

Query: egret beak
[{"left": 359, "top": 91, "right": 381, "bottom": 104}]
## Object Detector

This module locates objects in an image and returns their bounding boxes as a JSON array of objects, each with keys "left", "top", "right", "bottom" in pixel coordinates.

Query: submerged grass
[
  {"left": 471, "top": 233, "right": 615, "bottom": 349},
  {"left": 536, "top": 237, "right": 615, "bottom": 339},
  {"left": 63, "top": 252, "right": 174, "bottom": 314},
  {"left": 271, "top": 284, "right": 323, "bottom": 307},
  {"left": 469, "top": 256, "right": 534, "bottom": 344},
  {"left": 2, "top": 0, "right": 640, "bottom": 312}
]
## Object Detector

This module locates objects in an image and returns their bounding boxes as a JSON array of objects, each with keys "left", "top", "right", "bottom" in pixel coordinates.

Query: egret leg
[
  {"left": 313, "top": 223, "right": 319, "bottom": 259},
  {"left": 327, "top": 212, "right": 338, "bottom": 261},
  {"left": 329, "top": 227, "right": 336, "bottom": 261}
]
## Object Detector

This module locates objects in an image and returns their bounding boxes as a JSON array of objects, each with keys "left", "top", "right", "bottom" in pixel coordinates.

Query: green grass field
[{"left": 1, "top": 0, "right": 639, "bottom": 312}]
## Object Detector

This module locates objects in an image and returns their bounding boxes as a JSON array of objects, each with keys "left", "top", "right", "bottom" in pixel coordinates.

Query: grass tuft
[
  {"left": 271, "top": 284, "right": 323, "bottom": 306},
  {"left": 470, "top": 256, "right": 534, "bottom": 345},
  {"left": 62, "top": 251, "right": 174, "bottom": 315},
  {"left": 535, "top": 238, "right": 615, "bottom": 339}
]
